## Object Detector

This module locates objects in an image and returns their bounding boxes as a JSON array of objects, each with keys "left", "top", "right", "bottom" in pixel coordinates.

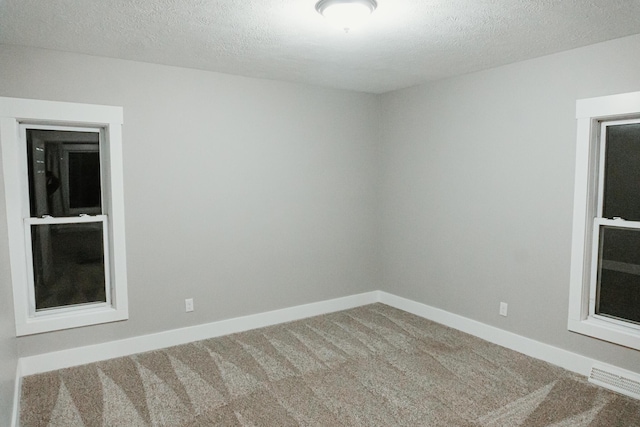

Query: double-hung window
[
  {"left": 0, "top": 97, "right": 128, "bottom": 336},
  {"left": 569, "top": 91, "right": 640, "bottom": 350}
]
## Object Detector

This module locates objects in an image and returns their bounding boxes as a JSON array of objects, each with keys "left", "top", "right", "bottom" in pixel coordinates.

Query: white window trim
[
  {"left": 569, "top": 90, "right": 640, "bottom": 350},
  {"left": 0, "top": 97, "right": 128, "bottom": 336}
]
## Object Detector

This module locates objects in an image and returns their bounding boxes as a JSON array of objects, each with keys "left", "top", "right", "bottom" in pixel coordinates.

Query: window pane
[
  {"left": 31, "top": 222, "right": 106, "bottom": 311},
  {"left": 26, "top": 129, "right": 101, "bottom": 217},
  {"left": 596, "top": 226, "right": 640, "bottom": 324},
  {"left": 602, "top": 123, "right": 640, "bottom": 221}
]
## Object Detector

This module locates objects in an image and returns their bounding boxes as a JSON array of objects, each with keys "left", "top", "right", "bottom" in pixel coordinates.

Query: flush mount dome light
[{"left": 315, "top": 0, "right": 378, "bottom": 32}]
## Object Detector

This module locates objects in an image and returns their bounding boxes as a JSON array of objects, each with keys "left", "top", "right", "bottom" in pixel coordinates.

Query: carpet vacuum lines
[{"left": 19, "top": 304, "right": 640, "bottom": 426}]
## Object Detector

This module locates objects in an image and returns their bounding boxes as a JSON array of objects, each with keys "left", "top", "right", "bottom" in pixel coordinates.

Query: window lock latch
[
  {"left": 41, "top": 214, "right": 53, "bottom": 219},
  {"left": 613, "top": 217, "right": 625, "bottom": 221}
]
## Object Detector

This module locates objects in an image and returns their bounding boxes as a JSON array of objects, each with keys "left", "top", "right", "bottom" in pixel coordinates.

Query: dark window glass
[
  {"left": 596, "top": 226, "right": 640, "bottom": 324},
  {"left": 602, "top": 123, "right": 640, "bottom": 221},
  {"left": 31, "top": 222, "right": 106, "bottom": 311},
  {"left": 69, "top": 152, "right": 101, "bottom": 209},
  {"left": 26, "top": 129, "right": 101, "bottom": 217}
]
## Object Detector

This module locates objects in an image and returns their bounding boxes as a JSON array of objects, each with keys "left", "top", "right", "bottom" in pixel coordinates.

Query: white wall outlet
[
  {"left": 185, "top": 298, "right": 194, "bottom": 312},
  {"left": 499, "top": 302, "right": 508, "bottom": 317}
]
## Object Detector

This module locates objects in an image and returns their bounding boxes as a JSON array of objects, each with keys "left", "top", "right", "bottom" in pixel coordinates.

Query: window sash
[
  {"left": 589, "top": 218, "right": 640, "bottom": 331},
  {"left": 23, "top": 215, "right": 112, "bottom": 317},
  {"left": 20, "top": 124, "right": 105, "bottom": 217},
  {"left": 596, "top": 119, "right": 640, "bottom": 219}
]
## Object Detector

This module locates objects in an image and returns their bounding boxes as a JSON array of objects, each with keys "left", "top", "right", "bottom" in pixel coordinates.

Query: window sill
[
  {"left": 18, "top": 305, "right": 128, "bottom": 336},
  {"left": 568, "top": 316, "right": 640, "bottom": 351}
]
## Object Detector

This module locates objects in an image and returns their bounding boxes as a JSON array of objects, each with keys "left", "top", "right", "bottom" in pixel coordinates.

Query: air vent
[{"left": 589, "top": 364, "right": 640, "bottom": 400}]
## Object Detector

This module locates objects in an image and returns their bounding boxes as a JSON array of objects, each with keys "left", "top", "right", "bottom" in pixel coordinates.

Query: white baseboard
[
  {"left": 377, "top": 291, "right": 596, "bottom": 376},
  {"left": 19, "top": 290, "right": 623, "bottom": 382},
  {"left": 12, "top": 360, "right": 21, "bottom": 427},
  {"left": 19, "top": 291, "right": 380, "bottom": 376}
]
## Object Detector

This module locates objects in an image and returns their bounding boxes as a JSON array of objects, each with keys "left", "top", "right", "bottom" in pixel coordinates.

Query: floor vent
[{"left": 589, "top": 364, "right": 640, "bottom": 400}]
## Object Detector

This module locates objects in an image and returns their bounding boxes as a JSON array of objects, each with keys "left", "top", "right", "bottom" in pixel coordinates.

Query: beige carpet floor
[{"left": 20, "top": 303, "right": 640, "bottom": 426}]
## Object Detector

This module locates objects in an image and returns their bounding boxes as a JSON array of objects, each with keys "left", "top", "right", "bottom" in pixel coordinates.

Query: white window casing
[
  {"left": 569, "top": 91, "right": 640, "bottom": 350},
  {"left": 0, "top": 97, "right": 128, "bottom": 336}
]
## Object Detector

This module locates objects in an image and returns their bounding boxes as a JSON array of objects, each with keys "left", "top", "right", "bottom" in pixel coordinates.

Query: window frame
[
  {"left": 569, "top": 91, "right": 640, "bottom": 350},
  {"left": 0, "top": 97, "right": 128, "bottom": 336}
]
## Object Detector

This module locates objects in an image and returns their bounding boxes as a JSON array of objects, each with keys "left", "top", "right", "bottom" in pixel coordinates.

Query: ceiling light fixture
[{"left": 315, "top": 0, "right": 378, "bottom": 32}]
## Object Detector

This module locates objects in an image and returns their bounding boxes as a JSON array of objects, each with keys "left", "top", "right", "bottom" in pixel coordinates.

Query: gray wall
[
  {"left": 0, "top": 45, "right": 381, "bottom": 357},
  {"left": 379, "top": 33, "right": 640, "bottom": 372},
  {"left": 0, "top": 146, "right": 18, "bottom": 427}
]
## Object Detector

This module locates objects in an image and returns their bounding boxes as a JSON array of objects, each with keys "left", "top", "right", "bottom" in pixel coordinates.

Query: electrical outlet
[
  {"left": 499, "top": 302, "right": 508, "bottom": 317},
  {"left": 185, "top": 298, "right": 194, "bottom": 312}
]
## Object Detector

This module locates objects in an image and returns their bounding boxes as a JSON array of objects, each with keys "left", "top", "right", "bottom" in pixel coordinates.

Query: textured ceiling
[{"left": 1, "top": 0, "right": 639, "bottom": 93}]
